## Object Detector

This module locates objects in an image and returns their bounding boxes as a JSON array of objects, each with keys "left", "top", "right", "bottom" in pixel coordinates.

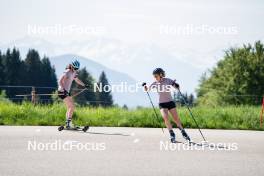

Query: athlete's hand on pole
[
  {"left": 142, "top": 82, "right": 148, "bottom": 91},
  {"left": 174, "top": 83, "right": 180, "bottom": 89},
  {"left": 172, "top": 80, "right": 180, "bottom": 89}
]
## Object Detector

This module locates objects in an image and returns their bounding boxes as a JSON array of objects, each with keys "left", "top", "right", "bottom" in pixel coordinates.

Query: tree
[
  {"left": 24, "top": 49, "right": 42, "bottom": 86},
  {"left": 24, "top": 50, "right": 57, "bottom": 103},
  {"left": 39, "top": 56, "right": 58, "bottom": 103},
  {"left": 122, "top": 104, "right": 128, "bottom": 110},
  {"left": 197, "top": 41, "right": 264, "bottom": 106},
  {"left": 40, "top": 57, "right": 57, "bottom": 88},
  {"left": 188, "top": 93, "right": 195, "bottom": 106},
  {"left": 2, "top": 48, "right": 22, "bottom": 85},
  {"left": 1, "top": 48, "right": 23, "bottom": 99},
  {"left": 97, "top": 71, "right": 113, "bottom": 106},
  {"left": 173, "top": 92, "right": 194, "bottom": 106}
]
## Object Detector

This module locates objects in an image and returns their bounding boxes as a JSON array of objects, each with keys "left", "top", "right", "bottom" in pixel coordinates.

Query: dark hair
[{"left": 153, "top": 68, "right": 165, "bottom": 77}]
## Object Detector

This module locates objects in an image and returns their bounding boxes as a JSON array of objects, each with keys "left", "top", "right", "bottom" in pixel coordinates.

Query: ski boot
[
  {"left": 169, "top": 130, "right": 176, "bottom": 143},
  {"left": 181, "top": 129, "right": 191, "bottom": 141},
  {"left": 66, "top": 119, "right": 74, "bottom": 129}
]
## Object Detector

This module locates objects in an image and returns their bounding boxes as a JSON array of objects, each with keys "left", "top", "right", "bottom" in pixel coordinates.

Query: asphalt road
[{"left": 0, "top": 126, "right": 264, "bottom": 176}]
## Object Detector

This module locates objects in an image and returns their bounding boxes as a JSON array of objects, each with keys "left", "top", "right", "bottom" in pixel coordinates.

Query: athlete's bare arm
[
  {"left": 74, "top": 77, "right": 85, "bottom": 87},
  {"left": 59, "top": 75, "right": 66, "bottom": 90}
]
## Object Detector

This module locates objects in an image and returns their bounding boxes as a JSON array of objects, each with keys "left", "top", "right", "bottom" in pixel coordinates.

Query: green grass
[{"left": 0, "top": 101, "right": 263, "bottom": 130}]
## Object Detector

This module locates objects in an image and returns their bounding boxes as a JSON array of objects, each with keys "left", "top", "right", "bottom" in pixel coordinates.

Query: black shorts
[
  {"left": 58, "top": 91, "right": 70, "bottom": 100},
  {"left": 159, "top": 101, "right": 176, "bottom": 110}
]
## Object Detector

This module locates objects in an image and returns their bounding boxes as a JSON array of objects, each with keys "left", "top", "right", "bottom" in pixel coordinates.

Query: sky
[{"left": 1, "top": 0, "right": 264, "bottom": 93}]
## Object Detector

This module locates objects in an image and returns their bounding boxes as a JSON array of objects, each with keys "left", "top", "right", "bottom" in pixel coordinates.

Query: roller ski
[
  {"left": 58, "top": 119, "right": 89, "bottom": 132},
  {"left": 58, "top": 125, "right": 89, "bottom": 132}
]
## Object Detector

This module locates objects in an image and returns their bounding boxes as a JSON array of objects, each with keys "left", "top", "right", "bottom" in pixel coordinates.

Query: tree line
[
  {"left": 3, "top": 40, "right": 262, "bottom": 107},
  {"left": 0, "top": 48, "right": 113, "bottom": 106},
  {"left": 196, "top": 41, "right": 264, "bottom": 106},
  {"left": 173, "top": 92, "right": 195, "bottom": 106}
]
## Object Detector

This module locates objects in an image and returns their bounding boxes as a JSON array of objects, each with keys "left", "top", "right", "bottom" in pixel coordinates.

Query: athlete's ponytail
[{"left": 65, "top": 64, "right": 72, "bottom": 70}]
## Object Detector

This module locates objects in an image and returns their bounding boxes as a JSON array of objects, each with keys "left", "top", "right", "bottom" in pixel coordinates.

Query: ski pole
[
  {"left": 16, "top": 93, "right": 63, "bottom": 96},
  {"left": 142, "top": 83, "right": 164, "bottom": 133},
  {"left": 35, "top": 88, "right": 89, "bottom": 117},
  {"left": 16, "top": 88, "right": 87, "bottom": 97},
  {"left": 177, "top": 89, "right": 207, "bottom": 142},
  {"left": 71, "top": 88, "right": 87, "bottom": 98}
]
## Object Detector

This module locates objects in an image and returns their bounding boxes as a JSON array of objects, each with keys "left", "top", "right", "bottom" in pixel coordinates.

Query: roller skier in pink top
[
  {"left": 58, "top": 60, "right": 87, "bottom": 129},
  {"left": 143, "top": 68, "right": 191, "bottom": 143}
]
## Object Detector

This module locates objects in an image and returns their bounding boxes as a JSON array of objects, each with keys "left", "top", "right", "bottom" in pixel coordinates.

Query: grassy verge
[{"left": 0, "top": 101, "right": 263, "bottom": 130}]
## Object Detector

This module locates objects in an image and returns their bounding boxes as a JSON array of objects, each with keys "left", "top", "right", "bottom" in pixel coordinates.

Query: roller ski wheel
[
  {"left": 170, "top": 136, "right": 176, "bottom": 143},
  {"left": 82, "top": 126, "right": 89, "bottom": 132},
  {"left": 58, "top": 125, "right": 64, "bottom": 131}
]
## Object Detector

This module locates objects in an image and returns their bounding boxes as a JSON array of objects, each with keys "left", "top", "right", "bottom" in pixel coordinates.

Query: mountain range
[{"left": 0, "top": 36, "right": 223, "bottom": 106}]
